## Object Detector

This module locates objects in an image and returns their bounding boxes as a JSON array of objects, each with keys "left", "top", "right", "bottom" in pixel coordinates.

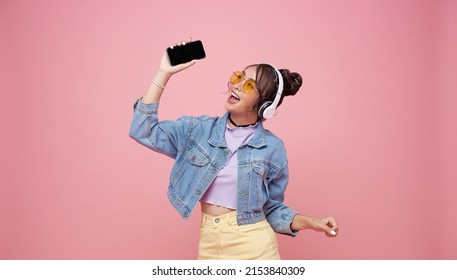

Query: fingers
[
  {"left": 325, "top": 228, "right": 338, "bottom": 237},
  {"left": 322, "top": 217, "right": 339, "bottom": 237},
  {"left": 321, "top": 225, "right": 337, "bottom": 237},
  {"left": 169, "top": 37, "right": 193, "bottom": 49}
]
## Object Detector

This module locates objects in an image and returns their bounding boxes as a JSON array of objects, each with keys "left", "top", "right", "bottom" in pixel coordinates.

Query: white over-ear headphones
[{"left": 257, "top": 65, "right": 284, "bottom": 119}]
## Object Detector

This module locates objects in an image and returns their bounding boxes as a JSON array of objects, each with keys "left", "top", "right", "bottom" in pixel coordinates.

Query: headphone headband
[{"left": 258, "top": 65, "right": 284, "bottom": 119}]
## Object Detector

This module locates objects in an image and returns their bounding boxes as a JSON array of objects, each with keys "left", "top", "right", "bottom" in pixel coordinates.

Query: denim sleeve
[
  {"left": 263, "top": 160, "right": 299, "bottom": 237},
  {"left": 129, "top": 99, "right": 191, "bottom": 159}
]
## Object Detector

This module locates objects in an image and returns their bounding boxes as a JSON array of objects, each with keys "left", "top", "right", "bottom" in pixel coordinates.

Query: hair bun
[{"left": 280, "top": 69, "right": 302, "bottom": 97}]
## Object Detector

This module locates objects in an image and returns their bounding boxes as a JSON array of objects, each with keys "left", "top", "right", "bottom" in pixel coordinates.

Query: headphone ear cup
[
  {"left": 262, "top": 105, "right": 276, "bottom": 119},
  {"left": 258, "top": 101, "right": 272, "bottom": 119}
]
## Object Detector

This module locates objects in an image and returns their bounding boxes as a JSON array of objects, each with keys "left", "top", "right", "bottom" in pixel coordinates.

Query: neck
[{"left": 228, "top": 113, "right": 258, "bottom": 128}]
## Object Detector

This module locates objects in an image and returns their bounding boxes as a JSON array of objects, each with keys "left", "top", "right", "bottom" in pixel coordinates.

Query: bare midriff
[{"left": 200, "top": 201, "right": 235, "bottom": 216}]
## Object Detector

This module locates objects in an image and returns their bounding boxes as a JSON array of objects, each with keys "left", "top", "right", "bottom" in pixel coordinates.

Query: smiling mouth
[{"left": 230, "top": 91, "right": 240, "bottom": 101}]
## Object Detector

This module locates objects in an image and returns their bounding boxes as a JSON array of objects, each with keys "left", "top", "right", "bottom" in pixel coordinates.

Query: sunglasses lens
[
  {"left": 230, "top": 71, "right": 256, "bottom": 94},
  {"left": 243, "top": 80, "right": 256, "bottom": 94},
  {"left": 230, "top": 71, "right": 243, "bottom": 84}
]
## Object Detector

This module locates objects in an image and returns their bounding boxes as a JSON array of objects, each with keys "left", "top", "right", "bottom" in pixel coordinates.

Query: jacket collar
[{"left": 208, "top": 112, "right": 267, "bottom": 148}]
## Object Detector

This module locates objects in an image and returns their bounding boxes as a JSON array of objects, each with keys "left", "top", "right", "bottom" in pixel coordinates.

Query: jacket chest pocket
[
  {"left": 185, "top": 143, "right": 210, "bottom": 166},
  {"left": 252, "top": 161, "right": 269, "bottom": 180}
]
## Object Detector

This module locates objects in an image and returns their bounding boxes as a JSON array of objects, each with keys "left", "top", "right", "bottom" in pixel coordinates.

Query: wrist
[
  {"left": 151, "top": 69, "right": 172, "bottom": 90},
  {"left": 291, "top": 214, "right": 315, "bottom": 231}
]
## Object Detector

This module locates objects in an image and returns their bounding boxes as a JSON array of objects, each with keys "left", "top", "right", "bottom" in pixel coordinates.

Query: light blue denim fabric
[{"left": 129, "top": 99, "right": 298, "bottom": 236}]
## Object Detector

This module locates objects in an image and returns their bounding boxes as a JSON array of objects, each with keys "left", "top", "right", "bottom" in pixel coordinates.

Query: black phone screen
[{"left": 166, "top": 40, "right": 206, "bottom": 66}]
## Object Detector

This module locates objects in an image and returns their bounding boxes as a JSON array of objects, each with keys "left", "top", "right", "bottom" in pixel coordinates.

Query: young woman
[{"left": 129, "top": 40, "right": 339, "bottom": 260}]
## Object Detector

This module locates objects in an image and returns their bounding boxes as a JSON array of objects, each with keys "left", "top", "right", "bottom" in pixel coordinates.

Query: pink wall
[{"left": 1, "top": 0, "right": 456, "bottom": 259}]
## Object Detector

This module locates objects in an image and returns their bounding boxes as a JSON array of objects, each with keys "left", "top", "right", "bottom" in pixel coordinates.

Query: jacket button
[
  {"left": 195, "top": 190, "right": 201, "bottom": 195},
  {"left": 215, "top": 218, "right": 220, "bottom": 223},
  {"left": 212, "top": 168, "right": 217, "bottom": 174}
]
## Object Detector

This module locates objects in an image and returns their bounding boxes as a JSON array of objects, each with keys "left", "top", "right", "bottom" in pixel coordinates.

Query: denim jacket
[{"left": 129, "top": 99, "right": 298, "bottom": 236}]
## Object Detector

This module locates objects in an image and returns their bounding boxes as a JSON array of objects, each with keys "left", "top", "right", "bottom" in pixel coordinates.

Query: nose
[{"left": 228, "top": 81, "right": 242, "bottom": 93}]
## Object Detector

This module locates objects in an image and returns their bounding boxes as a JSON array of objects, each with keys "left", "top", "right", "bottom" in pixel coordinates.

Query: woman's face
[{"left": 224, "top": 66, "right": 260, "bottom": 116}]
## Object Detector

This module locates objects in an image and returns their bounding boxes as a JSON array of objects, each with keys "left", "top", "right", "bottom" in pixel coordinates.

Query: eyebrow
[{"left": 242, "top": 70, "right": 256, "bottom": 81}]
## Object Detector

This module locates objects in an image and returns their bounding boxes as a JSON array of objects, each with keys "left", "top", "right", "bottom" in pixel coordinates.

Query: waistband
[{"left": 201, "top": 211, "right": 238, "bottom": 227}]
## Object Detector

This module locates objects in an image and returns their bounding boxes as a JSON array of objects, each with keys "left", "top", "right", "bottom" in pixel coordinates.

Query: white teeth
[{"left": 231, "top": 92, "right": 240, "bottom": 100}]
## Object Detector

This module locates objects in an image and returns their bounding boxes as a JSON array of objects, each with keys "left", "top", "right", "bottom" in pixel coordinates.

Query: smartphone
[{"left": 167, "top": 40, "right": 206, "bottom": 66}]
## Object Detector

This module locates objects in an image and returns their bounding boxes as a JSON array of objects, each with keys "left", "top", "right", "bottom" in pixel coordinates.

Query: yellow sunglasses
[{"left": 229, "top": 71, "right": 257, "bottom": 94}]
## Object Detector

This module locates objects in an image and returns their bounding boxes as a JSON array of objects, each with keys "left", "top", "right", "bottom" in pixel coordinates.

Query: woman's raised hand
[{"left": 158, "top": 38, "right": 198, "bottom": 75}]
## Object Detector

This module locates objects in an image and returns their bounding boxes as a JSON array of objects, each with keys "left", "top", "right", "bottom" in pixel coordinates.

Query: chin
[{"left": 224, "top": 102, "right": 235, "bottom": 113}]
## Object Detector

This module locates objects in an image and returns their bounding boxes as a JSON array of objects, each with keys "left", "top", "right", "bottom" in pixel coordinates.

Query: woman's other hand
[{"left": 291, "top": 214, "right": 339, "bottom": 237}]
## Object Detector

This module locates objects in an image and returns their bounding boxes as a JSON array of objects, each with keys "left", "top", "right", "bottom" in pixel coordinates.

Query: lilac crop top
[{"left": 200, "top": 124, "right": 257, "bottom": 209}]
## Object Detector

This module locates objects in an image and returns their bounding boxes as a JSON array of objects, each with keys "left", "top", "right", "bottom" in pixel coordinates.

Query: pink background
[{"left": 1, "top": 0, "right": 456, "bottom": 259}]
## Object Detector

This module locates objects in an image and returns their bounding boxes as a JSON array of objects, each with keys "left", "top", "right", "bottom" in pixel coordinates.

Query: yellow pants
[{"left": 198, "top": 211, "right": 281, "bottom": 260}]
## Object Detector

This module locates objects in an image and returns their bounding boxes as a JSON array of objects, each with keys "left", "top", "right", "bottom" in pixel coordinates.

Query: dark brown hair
[{"left": 246, "top": 64, "right": 303, "bottom": 112}]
